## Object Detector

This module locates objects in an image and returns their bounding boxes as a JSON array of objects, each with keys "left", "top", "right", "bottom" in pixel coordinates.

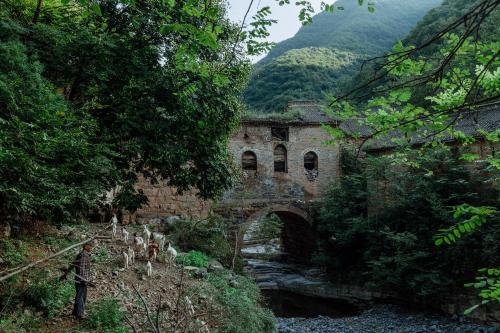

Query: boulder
[{"left": 207, "top": 260, "right": 224, "bottom": 272}]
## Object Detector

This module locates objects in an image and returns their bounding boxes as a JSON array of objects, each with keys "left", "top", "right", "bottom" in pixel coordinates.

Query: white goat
[
  {"left": 110, "top": 214, "right": 118, "bottom": 238},
  {"left": 146, "top": 260, "right": 152, "bottom": 277},
  {"left": 123, "top": 252, "right": 129, "bottom": 269},
  {"left": 165, "top": 242, "right": 177, "bottom": 269},
  {"left": 152, "top": 232, "right": 166, "bottom": 251},
  {"left": 185, "top": 296, "right": 195, "bottom": 316},
  {"left": 142, "top": 243, "right": 147, "bottom": 258},
  {"left": 143, "top": 225, "right": 151, "bottom": 246},
  {"left": 127, "top": 246, "right": 135, "bottom": 264},
  {"left": 122, "top": 227, "right": 129, "bottom": 243}
]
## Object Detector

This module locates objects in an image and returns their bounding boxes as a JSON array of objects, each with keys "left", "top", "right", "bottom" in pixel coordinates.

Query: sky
[{"left": 226, "top": 0, "right": 325, "bottom": 62}]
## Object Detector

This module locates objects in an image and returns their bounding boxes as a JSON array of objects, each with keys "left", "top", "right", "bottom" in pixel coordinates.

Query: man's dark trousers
[{"left": 73, "top": 282, "right": 87, "bottom": 318}]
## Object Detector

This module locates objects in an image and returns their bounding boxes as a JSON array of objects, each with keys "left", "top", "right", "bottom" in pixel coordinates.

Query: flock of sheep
[{"left": 110, "top": 214, "right": 178, "bottom": 277}]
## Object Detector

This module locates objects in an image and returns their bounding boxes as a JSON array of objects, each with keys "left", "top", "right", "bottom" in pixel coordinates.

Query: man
[{"left": 61, "top": 241, "right": 95, "bottom": 319}]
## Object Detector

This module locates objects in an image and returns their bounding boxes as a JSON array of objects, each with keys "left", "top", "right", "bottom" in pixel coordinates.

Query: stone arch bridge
[{"left": 129, "top": 102, "right": 342, "bottom": 261}]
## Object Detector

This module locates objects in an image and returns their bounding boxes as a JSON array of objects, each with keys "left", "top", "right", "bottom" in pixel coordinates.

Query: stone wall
[
  {"left": 129, "top": 122, "right": 340, "bottom": 224},
  {"left": 125, "top": 175, "right": 211, "bottom": 224},
  {"left": 222, "top": 123, "right": 340, "bottom": 205}
]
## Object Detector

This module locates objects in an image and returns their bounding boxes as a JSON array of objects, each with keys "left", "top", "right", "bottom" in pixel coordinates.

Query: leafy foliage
[
  {"left": 86, "top": 297, "right": 129, "bottom": 333},
  {"left": 169, "top": 215, "right": 236, "bottom": 269},
  {"left": 0, "top": 238, "right": 28, "bottom": 267},
  {"left": 0, "top": 0, "right": 249, "bottom": 225},
  {"left": 257, "top": 213, "right": 284, "bottom": 241},
  {"left": 315, "top": 147, "right": 499, "bottom": 298},
  {"left": 23, "top": 277, "right": 74, "bottom": 318},
  {"left": 177, "top": 250, "right": 210, "bottom": 268},
  {"left": 464, "top": 268, "right": 500, "bottom": 314},
  {"left": 201, "top": 270, "right": 275, "bottom": 333}
]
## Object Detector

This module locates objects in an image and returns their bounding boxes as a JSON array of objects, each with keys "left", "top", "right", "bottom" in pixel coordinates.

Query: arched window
[
  {"left": 242, "top": 151, "right": 257, "bottom": 171},
  {"left": 304, "top": 151, "right": 318, "bottom": 171},
  {"left": 274, "top": 145, "right": 287, "bottom": 172}
]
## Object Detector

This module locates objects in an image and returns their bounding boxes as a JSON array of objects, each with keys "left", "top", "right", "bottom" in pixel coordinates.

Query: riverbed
[{"left": 246, "top": 259, "right": 497, "bottom": 333}]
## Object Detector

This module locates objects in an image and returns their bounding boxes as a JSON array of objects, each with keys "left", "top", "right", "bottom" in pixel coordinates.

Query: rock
[
  {"left": 112, "top": 270, "right": 118, "bottom": 276},
  {"left": 183, "top": 266, "right": 199, "bottom": 273},
  {"left": 207, "top": 260, "right": 224, "bottom": 272},
  {"left": 229, "top": 279, "right": 239, "bottom": 288},
  {"left": 194, "top": 268, "right": 207, "bottom": 279}
]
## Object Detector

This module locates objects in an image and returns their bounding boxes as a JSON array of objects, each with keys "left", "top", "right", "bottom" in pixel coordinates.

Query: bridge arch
[{"left": 241, "top": 205, "right": 315, "bottom": 263}]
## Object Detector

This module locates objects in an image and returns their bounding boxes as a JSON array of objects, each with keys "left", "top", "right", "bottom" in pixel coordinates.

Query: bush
[
  {"left": 93, "top": 246, "right": 110, "bottom": 264},
  {"left": 86, "top": 297, "right": 129, "bottom": 333},
  {"left": 316, "top": 147, "right": 500, "bottom": 299},
  {"left": 256, "top": 213, "right": 283, "bottom": 240},
  {"left": 0, "top": 239, "right": 28, "bottom": 267},
  {"left": 0, "top": 311, "right": 41, "bottom": 333},
  {"left": 170, "top": 215, "right": 235, "bottom": 268},
  {"left": 23, "top": 278, "right": 74, "bottom": 318},
  {"left": 176, "top": 250, "right": 210, "bottom": 268},
  {"left": 201, "top": 270, "right": 276, "bottom": 333}
]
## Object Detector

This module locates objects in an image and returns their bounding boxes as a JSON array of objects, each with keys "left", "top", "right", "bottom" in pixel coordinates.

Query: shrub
[
  {"left": 170, "top": 215, "right": 234, "bottom": 267},
  {"left": 256, "top": 213, "right": 283, "bottom": 240},
  {"left": 202, "top": 270, "right": 276, "bottom": 333},
  {"left": 176, "top": 250, "right": 210, "bottom": 268},
  {"left": 93, "top": 246, "right": 110, "bottom": 263},
  {"left": 86, "top": 297, "right": 129, "bottom": 333},
  {"left": 23, "top": 278, "right": 74, "bottom": 318},
  {"left": 0, "top": 239, "right": 28, "bottom": 267},
  {"left": 316, "top": 147, "right": 500, "bottom": 299},
  {"left": 0, "top": 311, "right": 41, "bottom": 333}
]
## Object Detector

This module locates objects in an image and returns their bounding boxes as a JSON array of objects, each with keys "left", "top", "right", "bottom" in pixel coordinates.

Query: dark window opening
[
  {"left": 304, "top": 151, "right": 318, "bottom": 171},
  {"left": 242, "top": 151, "right": 257, "bottom": 171},
  {"left": 272, "top": 127, "right": 289, "bottom": 141},
  {"left": 274, "top": 145, "right": 287, "bottom": 172}
]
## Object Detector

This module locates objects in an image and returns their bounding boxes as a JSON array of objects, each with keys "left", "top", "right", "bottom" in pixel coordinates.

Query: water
[{"left": 262, "top": 289, "right": 359, "bottom": 318}]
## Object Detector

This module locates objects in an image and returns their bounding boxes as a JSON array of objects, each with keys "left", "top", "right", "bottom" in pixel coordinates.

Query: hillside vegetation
[{"left": 244, "top": 0, "right": 441, "bottom": 113}]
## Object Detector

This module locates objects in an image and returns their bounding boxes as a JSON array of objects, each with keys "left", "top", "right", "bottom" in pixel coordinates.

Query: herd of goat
[{"left": 110, "top": 214, "right": 178, "bottom": 277}]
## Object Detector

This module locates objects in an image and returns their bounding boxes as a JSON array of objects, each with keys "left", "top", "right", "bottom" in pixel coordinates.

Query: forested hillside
[
  {"left": 244, "top": 0, "right": 441, "bottom": 113},
  {"left": 404, "top": 0, "right": 500, "bottom": 53}
]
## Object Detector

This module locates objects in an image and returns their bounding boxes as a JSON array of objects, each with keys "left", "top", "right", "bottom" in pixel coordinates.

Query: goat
[
  {"left": 123, "top": 252, "right": 129, "bottom": 269},
  {"left": 122, "top": 227, "right": 129, "bottom": 243},
  {"left": 143, "top": 225, "right": 151, "bottom": 246},
  {"left": 133, "top": 234, "right": 144, "bottom": 249},
  {"left": 148, "top": 242, "right": 160, "bottom": 262},
  {"left": 127, "top": 246, "right": 135, "bottom": 265},
  {"left": 165, "top": 242, "right": 177, "bottom": 269},
  {"left": 185, "top": 296, "right": 195, "bottom": 316},
  {"left": 152, "top": 232, "right": 166, "bottom": 251},
  {"left": 110, "top": 214, "right": 118, "bottom": 238},
  {"left": 146, "top": 260, "right": 152, "bottom": 277}
]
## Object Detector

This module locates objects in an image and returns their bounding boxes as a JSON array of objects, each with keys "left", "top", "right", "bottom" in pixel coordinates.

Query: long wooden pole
[{"left": 0, "top": 225, "right": 111, "bottom": 283}]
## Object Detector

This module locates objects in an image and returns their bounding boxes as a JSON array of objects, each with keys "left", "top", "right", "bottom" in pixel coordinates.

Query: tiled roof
[{"left": 361, "top": 102, "right": 500, "bottom": 151}]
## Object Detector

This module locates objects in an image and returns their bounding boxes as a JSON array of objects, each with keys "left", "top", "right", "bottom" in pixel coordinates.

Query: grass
[
  {"left": 86, "top": 297, "right": 129, "bottom": 333},
  {"left": 198, "top": 269, "right": 276, "bottom": 333},
  {"left": 0, "top": 238, "right": 28, "bottom": 267},
  {"left": 242, "top": 109, "right": 305, "bottom": 122},
  {"left": 23, "top": 276, "right": 75, "bottom": 318},
  {"left": 176, "top": 250, "right": 210, "bottom": 268}
]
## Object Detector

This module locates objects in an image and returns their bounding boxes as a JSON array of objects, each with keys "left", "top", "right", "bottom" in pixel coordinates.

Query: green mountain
[
  {"left": 403, "top": 0, "right": 500, "bottom": 53},
  {"left": 244, "top": 0, "right": 442, "bottom": 113}
]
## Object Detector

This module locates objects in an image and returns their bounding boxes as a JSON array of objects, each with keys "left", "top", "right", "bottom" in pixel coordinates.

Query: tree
[{"left": 0, "top": 0, "right": 249, "bottom": 224}]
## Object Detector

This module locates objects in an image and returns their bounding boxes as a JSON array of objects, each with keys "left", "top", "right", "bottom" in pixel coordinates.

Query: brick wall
[{"left": 128, "top": 123, "right": 340, "bottom": 223}]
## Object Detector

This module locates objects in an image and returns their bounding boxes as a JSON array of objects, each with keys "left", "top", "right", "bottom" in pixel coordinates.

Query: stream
[{"left": 245, "top": 259, "right": 497, "bottom": 333}]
